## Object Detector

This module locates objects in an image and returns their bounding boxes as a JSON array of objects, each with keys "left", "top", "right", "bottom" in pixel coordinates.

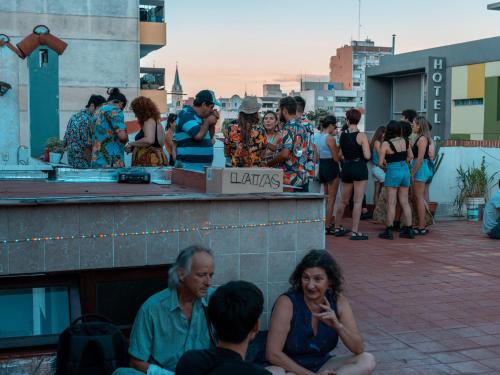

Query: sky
[{"left": 141, "top": 0, "right": 500, "bottom": 99}]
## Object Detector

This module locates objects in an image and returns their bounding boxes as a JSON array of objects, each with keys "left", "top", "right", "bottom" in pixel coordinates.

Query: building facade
[
  {"left": 0, "top": 0, "right": 166, "bottom": 158},
  {"left": 330, "top": 39, "right": 393, "bottom": 92},
  {"left": 263, "top": 83, "right": 283, "bottom": 97},
  {"left": 366, "top": 36, "right": 500, "bottom": 140}
]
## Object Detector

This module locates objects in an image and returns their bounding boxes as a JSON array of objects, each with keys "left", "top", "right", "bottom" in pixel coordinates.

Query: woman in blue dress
[{"left": 265, "top": 250, "right": 376, "bottom": 375}]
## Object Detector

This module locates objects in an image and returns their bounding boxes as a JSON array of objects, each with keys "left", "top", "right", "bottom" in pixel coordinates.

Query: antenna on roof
[{"left": 358, "top": 0, "right": 362, "bottom": 40}]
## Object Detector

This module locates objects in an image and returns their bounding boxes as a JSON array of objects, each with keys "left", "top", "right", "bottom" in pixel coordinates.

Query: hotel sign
[{"left": 428, "top": 57, "right": 446, "bottom": 129}]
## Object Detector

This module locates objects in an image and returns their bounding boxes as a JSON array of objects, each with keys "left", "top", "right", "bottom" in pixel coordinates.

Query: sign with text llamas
[{"left": 205, "top": 167, "right": 283, "bottom": 194}]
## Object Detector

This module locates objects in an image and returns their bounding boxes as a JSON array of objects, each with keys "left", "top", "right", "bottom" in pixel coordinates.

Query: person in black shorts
[
  {"left": 333, "top": 109, "right": 371, "bottom": 240},
  {"left": 313, "top": 115, "right": 340, "bottom": 235},
  {"left": 175, "top": 281, "right": 271, "bottom": 375}
]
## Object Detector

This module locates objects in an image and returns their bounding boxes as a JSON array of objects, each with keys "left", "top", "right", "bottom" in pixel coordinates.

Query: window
[
  {"left": 327, "top": 96, "right": 334, "bottom": 102},
  {"left": 39, "top": 49, "right": 48, "bottom": 68},
  {"left": 0, "top": 287, "right": 70, "bottom": 339},
  {"left": 318, "top": 96, "right": 324, "bottom": 101},
  {"left": 0, "top": 274, "right": 79, "bottom": 350},
  {"left": 0, "top": 265, "right": 168, "bottom": 350},
  {"left": 453, "top": 98, "right": 483, "bottom": 106}
]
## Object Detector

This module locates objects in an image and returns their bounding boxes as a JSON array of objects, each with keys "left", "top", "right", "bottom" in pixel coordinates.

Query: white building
[{"left": 0, "top": 0, "right": 166, "bottom": 160}]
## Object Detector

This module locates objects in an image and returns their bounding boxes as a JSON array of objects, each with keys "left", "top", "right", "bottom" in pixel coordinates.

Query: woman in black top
[
  {"left": 378, "top": 121, "right": 415, "bottom": 240},
  {"left": 333, "top": 109, "right": 371, "bottom": 240},
  {"left": 126, "top": 96, "right": 168, "bottom": 166}
]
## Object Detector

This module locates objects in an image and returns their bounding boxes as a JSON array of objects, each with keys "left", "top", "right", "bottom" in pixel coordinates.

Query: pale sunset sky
[{"left": 141, "top": 0, "right": 500, "bottom": 99}]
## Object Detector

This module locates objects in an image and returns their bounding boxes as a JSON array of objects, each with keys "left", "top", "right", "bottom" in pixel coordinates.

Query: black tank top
[
  {"left": 412, "top": 135, "right": 429, "bottom": 160},
  {"left": 134, "top": 121, "right": 162, "bottom": 147},
  {"left": 386, "top": 138, "right": 408, "bottom": 163},
  {"left": 340, "top": 131, "right": 364, "bottom": 161}
]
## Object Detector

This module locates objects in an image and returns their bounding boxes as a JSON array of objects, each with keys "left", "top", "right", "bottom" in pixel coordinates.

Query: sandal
[
  {"left": 414, "top": 227, "right": 429, "bottom": 235},
  {"left": 333, "top": 226, "right": 351, "bottom": 237},
  {"left": 350, "top": 231, "right": 369, "bottom": 240},
  {"left": 325, "top": 227, "right": 336, "bottom": 235}
]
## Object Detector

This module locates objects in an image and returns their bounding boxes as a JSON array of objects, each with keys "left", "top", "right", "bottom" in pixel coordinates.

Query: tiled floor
[{"left": 326, "top": 220, "right": 500, "bottom": 374}]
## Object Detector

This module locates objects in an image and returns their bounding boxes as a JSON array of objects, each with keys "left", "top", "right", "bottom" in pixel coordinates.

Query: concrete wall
[
  {"left": 0, "top": 198, "right": 325, "bottom": 330},
  {"left": 429, "top": 146, "right": 500, "bottom": 213},
  {"left": 365, "top": 77, "right": 392, "bottom": 131},
  {"left": 0, "top": 0, "right": 140, "bottom": 154}
]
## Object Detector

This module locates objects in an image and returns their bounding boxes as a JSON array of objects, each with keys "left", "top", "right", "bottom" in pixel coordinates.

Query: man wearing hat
[
  {"left": 223, "top": 96, "right": 267, "bottom": 167},
  {"left": 174, "top": 90, "right": 220, "bottom": 170}
]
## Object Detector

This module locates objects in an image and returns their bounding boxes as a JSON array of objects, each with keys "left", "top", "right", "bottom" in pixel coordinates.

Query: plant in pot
[
  {"left": 454, "top": 156, "right": 497, "bottom": 221},
  {"left": 45, "top": 137, "right": 64, "bottom": 164}
]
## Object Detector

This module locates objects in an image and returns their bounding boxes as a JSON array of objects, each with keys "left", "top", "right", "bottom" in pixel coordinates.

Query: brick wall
[{"left": 441, "top": 139, "right": 500, "bottom": 148}]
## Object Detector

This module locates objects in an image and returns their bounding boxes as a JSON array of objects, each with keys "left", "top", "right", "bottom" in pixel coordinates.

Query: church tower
[{"left": 171, "top": 64, "right": 183, "bottom": 113}]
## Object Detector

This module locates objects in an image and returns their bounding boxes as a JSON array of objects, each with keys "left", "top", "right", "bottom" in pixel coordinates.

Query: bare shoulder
[
  {"left": 357, "top": 132, "right": 369, "bottom": 143},
  {"left": 274, "top": 294, "right": 293, "bottom": 313},
  {"left": 336, "top": 293, "right": 353, "bottom": 316}
]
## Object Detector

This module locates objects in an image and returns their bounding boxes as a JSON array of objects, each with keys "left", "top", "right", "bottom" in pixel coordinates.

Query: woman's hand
[{"left": 313, "top": 297, "right": 343, "bottom": 331}]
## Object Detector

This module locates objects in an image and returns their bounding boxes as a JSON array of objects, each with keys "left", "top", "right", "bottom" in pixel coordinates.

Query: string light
[{"left": 0, "top": 218, "right": 325, "bottom": 245}]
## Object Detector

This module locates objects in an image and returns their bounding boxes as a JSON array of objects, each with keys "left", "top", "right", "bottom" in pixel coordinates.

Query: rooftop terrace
[{"left": 328, "top": 220, "right": 500, "bottom": 374}]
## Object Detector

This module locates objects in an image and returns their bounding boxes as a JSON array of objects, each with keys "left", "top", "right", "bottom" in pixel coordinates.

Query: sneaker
[
  {"left": 400, "top": 226, "right": 415, "bottom": 239},
  {"left": 378, "top": 227, "right": 394, "bottom": 240}
]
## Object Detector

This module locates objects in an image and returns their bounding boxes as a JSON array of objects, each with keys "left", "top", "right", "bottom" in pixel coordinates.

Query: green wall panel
[
  {"left": 484, "top": 77, "right": 500, "bottom": 140},
  {"left": 28, "top": 47, "right": 60, "bottom": 157}
]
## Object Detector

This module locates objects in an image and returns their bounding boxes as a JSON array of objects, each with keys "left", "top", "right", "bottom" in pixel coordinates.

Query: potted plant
[
  {"left": 454, "top": 156, "right": 497, "bottom": 221},
  {"left": 45, "top": 137, "right": 64, "bottom": 164}
]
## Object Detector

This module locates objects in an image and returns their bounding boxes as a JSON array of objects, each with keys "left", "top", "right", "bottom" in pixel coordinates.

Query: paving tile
[
  {"left": 479, "top": 357, "right": 500, "bottom": 371},
  {"left": 430, "top": 352, "right": 470, "bottom": 364},
  {"left": 458, "top": 348, "right": 499, "bottom": 361},
  {"left": 448, "top": 361, "right": 493, "bottom": 374},
  {"left": 323, "top": 221, "right": 500, "bottom": 374}
]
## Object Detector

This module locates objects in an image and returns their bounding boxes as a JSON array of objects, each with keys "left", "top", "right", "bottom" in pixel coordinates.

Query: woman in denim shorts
[
  {"left": 369, "top": 126, "right": 386, "bottom": 207},
  {"left": 411, "top": 117, "right": 433, "bottom": 235},
  {"left": 378, "top": 121, "right": 415, "bottom": 240}
]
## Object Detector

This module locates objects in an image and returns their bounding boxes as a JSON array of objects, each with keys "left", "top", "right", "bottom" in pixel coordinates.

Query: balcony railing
[{"left": 139, "top": 0, "right": 165, "bottom": 23}]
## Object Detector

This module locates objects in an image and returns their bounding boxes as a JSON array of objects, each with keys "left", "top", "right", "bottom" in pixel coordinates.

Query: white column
[{"left": 0, "top": 46, "right": 21, "bottom": 166}]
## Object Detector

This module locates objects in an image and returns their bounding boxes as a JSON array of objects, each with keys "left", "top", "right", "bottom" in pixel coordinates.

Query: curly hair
[
  {"left": 130, "top": 96, "right": 161, "bottom": 126},
  {"left": 289, "top": 250, "right": 344, "bottom": 296}
]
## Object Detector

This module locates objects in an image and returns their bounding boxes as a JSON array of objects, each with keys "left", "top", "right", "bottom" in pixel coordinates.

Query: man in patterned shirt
[
  {"left": 63, "top": 95, "right": 106, "bottom": 168},
  {"left": 294, "top": 96, "right": 315, "bottom": 184},
  {"left": 268, "top": 97, "right": 308, "bottom": 192}
]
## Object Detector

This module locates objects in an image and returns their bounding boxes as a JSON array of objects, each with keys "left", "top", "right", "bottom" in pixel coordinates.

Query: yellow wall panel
[
  {"left": 467, "top": 64, "right": 485, "bottom": 99},
  {"left": 485, "top": 61, "right": 500, "bottom": 77},
  {"left": 451, "top": 66, "right": 468, "bottom": 100}
]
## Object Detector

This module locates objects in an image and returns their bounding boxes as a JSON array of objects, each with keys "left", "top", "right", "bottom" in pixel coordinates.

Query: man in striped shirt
[{"left": 174, "top": 90, "right": 220, "bottom": 171}]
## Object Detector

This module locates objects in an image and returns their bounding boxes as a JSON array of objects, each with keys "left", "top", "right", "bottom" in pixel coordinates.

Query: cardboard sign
[{"left": 205, "top": 167, "right": 283, "bottom": 194}]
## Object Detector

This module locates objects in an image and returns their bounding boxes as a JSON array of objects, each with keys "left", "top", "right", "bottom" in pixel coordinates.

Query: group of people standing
[
  {"left": 223, "top": 95, "right": 315, "bottom": 193},
  {"left": 307, "top": 108, "right": 436, "bottom": 240},
  {"left": 63, "top": 88, "right": 169, "bottom": 169}
]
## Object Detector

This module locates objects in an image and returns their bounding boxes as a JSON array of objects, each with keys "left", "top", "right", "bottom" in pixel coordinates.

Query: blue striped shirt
[{"left": 174, "top": 106, "right": 213, "bottom": 164}]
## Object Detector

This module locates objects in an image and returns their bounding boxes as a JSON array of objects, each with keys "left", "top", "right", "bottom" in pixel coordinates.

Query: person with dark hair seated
[
  {"left": 176, "top": 281, "right": 271, "bottom": 375},
  {"left": 265, "top": 250, "right": 376, "bottom": 375},
  {"left": 483, "top": 180, "right": 500, "bottom": 239}
]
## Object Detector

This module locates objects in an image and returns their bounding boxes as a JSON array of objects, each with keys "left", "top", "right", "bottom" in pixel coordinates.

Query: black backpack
[{"left": 56, "top": 314, "right": 129, "bottom": 375}]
